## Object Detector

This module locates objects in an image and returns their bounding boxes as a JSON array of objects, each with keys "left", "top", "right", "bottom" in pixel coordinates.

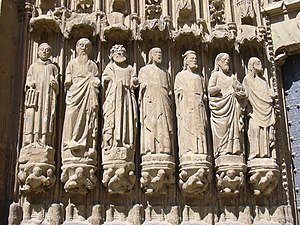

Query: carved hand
[{"left": 50, "top": 77, "right": 58, "bottom": 90}]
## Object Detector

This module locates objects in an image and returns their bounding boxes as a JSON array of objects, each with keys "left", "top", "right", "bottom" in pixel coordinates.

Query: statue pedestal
[
  {"left": 215, "top": 155, "right": 246, "bottom": 198},
  {"left": 102, "top": 147, "right": 136, "bottom": 194},
  {"left": 179, "top": 154, "right": 212, "bottom": 196},
  {"left": 18, "top": 143, "right": 56, "bottom": 193},
  {"left": 248, "top": 158, "right": 279, "bottom": 196},
  {"left": 141, "top": 153, "right": 175, "bottom": 195}
]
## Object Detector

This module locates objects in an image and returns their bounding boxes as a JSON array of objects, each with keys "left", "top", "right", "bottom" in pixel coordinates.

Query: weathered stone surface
[
  {"left": 61, "top": 38, "right": 99, "bottom": 195},
  {"left": 0, "top": 0, "right": 299, "bottom": 224}
]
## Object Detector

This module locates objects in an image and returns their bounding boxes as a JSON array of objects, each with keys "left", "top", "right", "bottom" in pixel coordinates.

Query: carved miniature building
[{"left": 0, "top": 0, "right": 300, "bottom": 224}]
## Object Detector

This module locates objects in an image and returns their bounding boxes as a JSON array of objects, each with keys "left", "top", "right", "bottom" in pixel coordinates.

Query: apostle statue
[
  {"left": 23, "top": 43, "right": 59, "bottom": 147},
  {"left": 62, "top": 38, "right": 100, "bottom": 154},
  {"left": 208, "top": 53, "right": 247, "bottom": 157},
  {"left": 175, "top": 50, "right": 207, "bottom": 156},
  {"left": 138, "top": 47, "right": 174, "bottom": 155},
  {"left": 102, "top": 44, "right": 138, "bottom": 152},
  {"left": 243, "top": 57, "right": 276, "bottom": 160}
]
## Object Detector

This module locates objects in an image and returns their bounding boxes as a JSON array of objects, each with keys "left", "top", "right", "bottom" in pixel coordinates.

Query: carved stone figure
[
  {"left": 102, "top": 44, "right": 138, "bottom": 154},
  {"left": 175, "top": 50, "right": 207, "bottom": 156},
  {"left": 208, "top": 53, "right": 247, "bottom": 157},
  {"left": 140, "top": 169, "right": 172, "bottom": 195},
  {"left": 139, "top": 47, "right": 174, "bottom": 155},
  {"left": 23, "top": 43, "right": 59, "bottom": 147},
  {"left": 101, "top": 44, "right": 137, "bottom": 194},
  {"left": 106, "top": 168, "right": 136, "bottom": 194},
  {"left": 18, "top": 43, "right": 58, "bottom": 193},
  {"left": 63, "top": 167, "right": 96, "bottom": 194},
  {"left": 61, "top": 38, "right": 99, "bottom": 194},
  {"left": 62, "top": 38, "right": 99, "bottom": 154},
  {"left": 243, "top": 57, "right": 276, "bottom": 160},
  {"left": 217, "top": 169, "right": 244, "bottom": 194},
  {"left": 139, "top": 47, "right": 175, "bottom": 195},
  {"left": 22, "top": 166, "right": 56, "bottom": 193},
  {"left": 179, "top": 168, "right": 211, "bottom": 195},
  {"left": 250, "top": 170, "right": 278, "bottom": 195}
]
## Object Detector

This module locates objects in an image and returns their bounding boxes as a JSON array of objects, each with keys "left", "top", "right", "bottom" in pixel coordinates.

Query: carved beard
[{"left": 77, "top": 51, "right": 89, "bottom": 60}]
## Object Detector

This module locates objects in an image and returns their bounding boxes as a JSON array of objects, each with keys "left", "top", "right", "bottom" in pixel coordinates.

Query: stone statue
[
  {"left": 138, "top": 47, "right": 174, "bottom": 155},
  {"left": 243, "top": 57, "right": 276, "bottom": 160},
  {"left": 62, "top": 38, "right": 99, "bottom": 154},
  {"left": 18, "top": 43, "right": 58, "bottom": 193},
  {"left": 23, "top": 43, "right": 59, "bottom": 147},
  {"left": 208, "top": 53, "right": 247, "bottom": 157},
  {"left": 101, "top": 44, "right": 138, "bottom": 194},
  {"left": 61, "top": 38, "right": 99, "bottom": 194},
  {"left": 102, "top": 44, "right": 138, "bottom": 153},
  {"left": 175, "top": 50, "right": 207, "bottom": 156}
]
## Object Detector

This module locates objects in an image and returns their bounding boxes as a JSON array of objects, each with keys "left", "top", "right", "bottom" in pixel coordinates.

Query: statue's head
[
  {"left": 148, "top": 47, "right": 162, "bottom": 65},
  {"left": 109, "top": 44, "right": 127, "bottom": 64},
  {"left": 46, "top": 168, "right": 53, "bottom": 177},
  {"left": 182, "top": 50, "right": 198, "bottom": 70},
  {"left": 157, "top": 169, "right": 165, "bottom": 177},
  {"left": 32, "top": 167, "right": 43, "bottom": 177},
  {"left": 76, "top": 38, "right": 92, "bottom": 56},
  {"left": 226, "top": 169, "right": 236, "bottom": 179},
  {"left": 248, "top": 57, "right": 263, "bottom": 76},
  {"left": 38, "top": 43, "right": 52, "bottom": 61},
  {"left": 213, "top": 53, "right": 230, "bottom": 74}
]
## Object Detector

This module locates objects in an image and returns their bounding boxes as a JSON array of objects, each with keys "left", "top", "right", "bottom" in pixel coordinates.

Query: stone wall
[
  {"left": 0, "top": 0, "right": 20, "bottom": 223},
  {"left": 1, "top": 0, "right": 299, "bottom": 224}
]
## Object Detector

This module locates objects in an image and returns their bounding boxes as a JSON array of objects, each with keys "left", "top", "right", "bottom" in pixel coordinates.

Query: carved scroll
[
  {"left": 138, "top": 47, "right": 175, "bottom": 196},
  {"left": 101, "top": 45, "right": 138, "bottom": 194},
  {"left": 208, "top": 53, "right": 247, "bottom": 197},
  {"left": 61, "top": 38, "right": 99, "bottom": 194},
  {"left": 175, "top": 50, "right": 212, "bottom": 196},
  {"left": 243, "top": 57, "right": 279, "bottom": 196},
  {"left": 18, "top": 43, "right": 58, "bottom": 193}
]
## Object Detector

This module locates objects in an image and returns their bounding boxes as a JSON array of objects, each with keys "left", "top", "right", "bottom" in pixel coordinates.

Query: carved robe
[
  {"left": 208, "top": 71, "right": 244, "bottom": 157},
  {"left": 138, "top": 64, "right": 174, "bottom": 155},
  {"left": 24, "top": 59, "right": 58, "bottom": 145},
  {"left": 62, "top": 58, "right": 99, "bottom": 151},
  {"left": 102, "top": 62, "right": 137, "bottom": 150},
  {"left": 175, "top": 70, "right": 207, "bottom": 156},
  {"left": 243, "top": 74, "right": 275, "bottom": 159}
]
